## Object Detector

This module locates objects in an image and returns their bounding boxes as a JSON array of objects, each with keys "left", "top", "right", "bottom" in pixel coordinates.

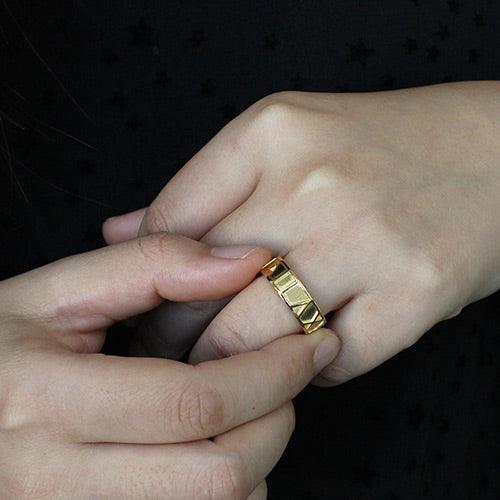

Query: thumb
[{"left": 0, "top": 233, "right": 270, "bottom": 332}]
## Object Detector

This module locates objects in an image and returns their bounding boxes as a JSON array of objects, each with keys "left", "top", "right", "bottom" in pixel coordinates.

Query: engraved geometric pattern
[{"left": 261, "top": 257, "right": 326, "bottom": 334}]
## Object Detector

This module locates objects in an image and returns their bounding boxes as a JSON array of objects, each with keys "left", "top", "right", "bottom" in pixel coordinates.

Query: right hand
[{"left": 0, "top": 233, "right": 340, "bottom": 499}]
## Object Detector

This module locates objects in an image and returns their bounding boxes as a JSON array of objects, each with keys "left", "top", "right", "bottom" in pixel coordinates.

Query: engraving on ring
[{"left": 261, "top": 257, "right": 326, "bottom": 334}]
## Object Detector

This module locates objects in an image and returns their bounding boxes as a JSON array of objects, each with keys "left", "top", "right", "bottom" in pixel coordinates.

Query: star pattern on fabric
[
  {"left": 352, "top": 460, "right": 379, "bottom": 488},
  {"left": 435, "top": 22, "right": 450, "bottom": 40},
  {"left": 426, "top": 45, "right": 440, "bottom": 61},
  {"left": 473, "top": 13, "right": 485, "bottom": 27},
  {"left": 346, "top": 38, "right": 375, "bottom": 67},
  {"left": 264, "top": 33, "right": 281, "bottom": 50},
  {"left": 402, "top": 37, "right": 418, "bottom": 54},
  {"left": 128, "top": 17, "right": 156, "bottom": 46}
]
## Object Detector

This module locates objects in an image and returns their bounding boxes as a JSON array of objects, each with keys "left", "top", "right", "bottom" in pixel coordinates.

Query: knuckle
[
  {"left": 254, "top": 96, "right": 297, "bottom": 130},
  {"left": 260, "top": 90, "right": 300, "bottom": 104},
  {"left": 259, "top": 345, "right": 304, "bottom": 398},
  {"left": 400, "top": 331, "right": 420, "bottom": 351},
  {"left": 410, "top": 254, "right": 447, "bottom": 297},
  {"left": 278, "top": 348, "right": 307, "bottom": 396},
  {"left": 242, "top": 92, "right": 301, "bottom": 141},
  {"left": 143, "top": 203, "right": 174, "bottom": 235},
  {"left": 135, "top": 232, "right": 173, "bottom": 264},
  {"left": 170, "top": 377, "right": 226, "bottom": 437},
  {"left": 198, "top": 453, "right": 249, "bottom": 500},
  {"left": 254, "top": 90, "right": 299, "bottom": 112},
  {"left": 291, "top": 163, "right": 351, "bottom": 201},
  {"left": 355, "top": 210, "right": 392, "bottom": 241},
  {"left": 206, "top": 312, "right": 252, "bottom": 358}
]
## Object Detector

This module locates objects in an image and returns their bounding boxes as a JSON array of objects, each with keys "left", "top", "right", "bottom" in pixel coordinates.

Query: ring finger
[{"left": 189, "top": 245, "right": 361, "bottom": 364}]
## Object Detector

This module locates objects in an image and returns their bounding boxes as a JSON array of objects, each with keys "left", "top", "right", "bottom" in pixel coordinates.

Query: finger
[
  {"left": 0, "top": 233, "right": 269, "bottom": 334},
  {"left": 188, "top": 247, "right": 358, "bottom": 364},
  {"left": 133, "top": 194, "right": 282, "bottom": 360},
  {"left": 214, "top": 403, "right": 294, "bottom": 497},
  {"left": 80, "top": 405, "right": 291, "bottom": 499},
  {"left": 137, "top": 118, "right": 261, "bottom": 240},
  {"left": 312, "top": 287, "right": 446, "bottom": 386},
  {"left": 32, "top": 329, "right": 338, "bottom": 444},
  {"left": 102, "top": 207, "right": 146, "bottom": 244},
  {"left": 131, "top": 297, "right": 231, "bottom": 359}
]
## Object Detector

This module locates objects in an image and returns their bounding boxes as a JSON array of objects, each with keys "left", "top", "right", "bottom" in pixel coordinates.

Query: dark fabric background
[{"left": 1, "top": 1, "right": 499, "bottom": 498}]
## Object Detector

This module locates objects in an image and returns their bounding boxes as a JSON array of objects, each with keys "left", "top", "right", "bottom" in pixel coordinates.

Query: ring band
[{"left": 261, "top": 257, "right": 326, "bottom": 334}]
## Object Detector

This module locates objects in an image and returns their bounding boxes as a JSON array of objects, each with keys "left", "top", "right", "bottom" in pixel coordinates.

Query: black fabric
[{"left": 1, "top": 1, "right": 499, "bottom": 498}]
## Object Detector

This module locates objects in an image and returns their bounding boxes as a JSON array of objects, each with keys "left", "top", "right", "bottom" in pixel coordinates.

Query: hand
[
  {"left": 0, "top": 233, "right": 340, "bottom": 498},
  {"left": 104, "top": 81, "right": 500, "bottom": 386}
]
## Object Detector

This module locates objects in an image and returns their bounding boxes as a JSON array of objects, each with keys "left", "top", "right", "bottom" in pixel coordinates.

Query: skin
[
  {"left": 104, "top": 81, "right": 500, "bottom": 386},
  {"left": 0, "top": 233, "right": 340, "bottom": 499}
]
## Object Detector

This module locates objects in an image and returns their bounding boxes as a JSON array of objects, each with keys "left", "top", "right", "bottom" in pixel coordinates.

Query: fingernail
[
  {"left": 313, "top": 333, "right": 341, "bottom": 374},
  {"left": 210, "top": 246, "right": 259, "bottom": 259}
]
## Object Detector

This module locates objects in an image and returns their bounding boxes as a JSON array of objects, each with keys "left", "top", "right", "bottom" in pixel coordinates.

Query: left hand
[
  {"left": 0, "top": 232, "right": 340, "bottom": 498},
  {"left": 104, "top": 82, "right": 500, "bottom": 386}
]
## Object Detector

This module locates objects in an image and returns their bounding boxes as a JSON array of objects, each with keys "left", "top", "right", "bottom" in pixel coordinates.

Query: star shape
[
  {"left": 402, "top": 37, "right": 418, "bottom": 54},
  {"left": 468, "top": 48, "right": 479, "bottom": 63},
  {"left": 201, "top": 79, "right": 217, "bottom": 97},
  {"left": 291, "top": 73, "right": 304, "bottom": 90},
  {"left": 14, "top": 128, "right": 39, "bottom": 155},
  {"left": 190, "top": 29, "right": 208, "bottom": 47},
  {"left": 128, "top": 17, "right": 156, "bottom": 46},
  {"left": 264, "top": 34, "right": 280, "bottom": 50},
  {"left": 406, "top": 403, "right": 425, "bottom": 430},
  {"left": 347, "top": 38, "right": 375, "bottom": 67},
  {"left": 108, "top": 88, "right": 128, "bottom": 108},
  {"left": 154, "top": 70, "right": 172, "bottom": 87},
  {"left": 447, "top": 0, "right": 459, "bottom": 14},
  {"left": 352, "top": 460, "right": 379, "bottom": 488},
  {"left": 435, "top": 22, "right": 449, "bottom": 40},
  {"left": 473, "top": 13, "right": 484, "bottom": 27},
  {"left": 379, "top": 73, "right": 396, "bottom": 89},
  {"left": 125, "top": 114, "right": 142, "bottom": 131},
  {"left": 100, "top": 49, "right": 118, "bottom": 66},
  {"left": 426, "top": 45, "right": 440, "bottom": 62}
]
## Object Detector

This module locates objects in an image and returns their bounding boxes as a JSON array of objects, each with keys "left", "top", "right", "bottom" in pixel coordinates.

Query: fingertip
[
  {"left": 310, "top": 373, "right": 336, "bottom": 387},
  {"left": 310, "top": 328, "right": 341, "bottom": 375},
  {"left": 182, "top": 245, "right": 270, "bottom": 301},
  {"left": 102, "top": 217, "right": 119, "bottom": 244},
  {"left": 306, "top": 327, "right": 340, "bottom": 348},
  {"left": 102, "top": 208, "right": 147, "bottom": 245},
  {"left": 204, "top": 244, "right": 271, "bottom": 281},
  {"left": 262, "top": 328, "right": 340, "bottom": 380},
  {"left": 242, "top": 246, "right": 273, "bottom": 269},
  {"left": 311, "top": 359, "right": 352, "bottom": 387}
]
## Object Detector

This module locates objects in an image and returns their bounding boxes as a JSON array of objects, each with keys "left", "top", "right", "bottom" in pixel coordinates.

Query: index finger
[{"left": 0, "top": 233, "right": 269, "bottom": 334}]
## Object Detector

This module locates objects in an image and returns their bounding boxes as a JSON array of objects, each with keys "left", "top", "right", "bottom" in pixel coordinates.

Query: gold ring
[{"left": 260, "top": 257, "right": 326, "bottom": 334}]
